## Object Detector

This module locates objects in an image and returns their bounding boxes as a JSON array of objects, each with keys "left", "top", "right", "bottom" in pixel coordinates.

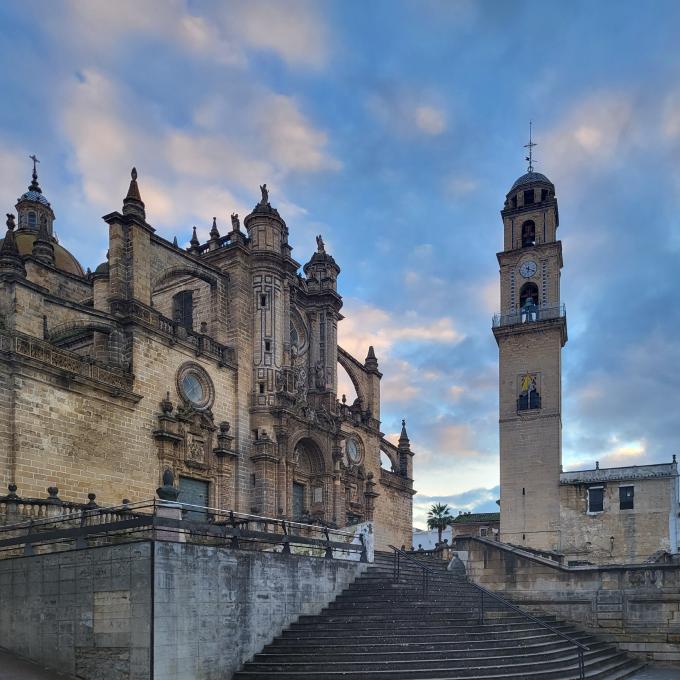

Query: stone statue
[
  {"left": 316, "top": 234, "right": 325, "bottom": 253},
  {"left": 230, "top": 213, "right": 240, "bottom": 231},
  {"left": 314, "top": 361, "right": 325, "bottom": 389},
  {"left": 259, "top": 184, "right": 269, "bottom": 205}
]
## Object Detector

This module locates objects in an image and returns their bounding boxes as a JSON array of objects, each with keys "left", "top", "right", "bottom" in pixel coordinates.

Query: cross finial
[
  {"left": 29, "top": 154, "right": 40, "bottom": 175},
  {"left": 524, "top": 121, "right": 537, "bottom": 173}
]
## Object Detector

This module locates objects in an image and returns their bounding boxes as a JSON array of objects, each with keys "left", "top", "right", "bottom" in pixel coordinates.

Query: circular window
[
  {"left": 176, "top": 362, "right": 214, "bottom": 410},
  {"left": 345, "top": 436, "right": 363, "bottom": 465}
]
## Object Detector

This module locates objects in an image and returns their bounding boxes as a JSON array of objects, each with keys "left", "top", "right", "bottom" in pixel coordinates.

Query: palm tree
[{"left": 427, "top": 503, "right": 453, "bottom": 545}]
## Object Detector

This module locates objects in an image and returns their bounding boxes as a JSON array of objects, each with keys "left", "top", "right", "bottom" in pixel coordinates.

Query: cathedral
[
  {"left": 0, "top": 161, "right": 415, "bottom": 550},
  {"left": 494, "top": 160, "right": 678, "bottom": 564}
]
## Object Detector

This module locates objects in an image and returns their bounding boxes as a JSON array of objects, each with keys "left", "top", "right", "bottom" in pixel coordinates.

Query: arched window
[
  {"left": 521, "top": 220, "right": 536, "bottom": 247},
  {"left": 28, "top": 211, "right": 37, "bottom": 228},
  {"left": 172, "top": 291, "right": 194, "bottom": 330},
  {"left": 519, "top": 282, "right": 538, "bottom": 308}
]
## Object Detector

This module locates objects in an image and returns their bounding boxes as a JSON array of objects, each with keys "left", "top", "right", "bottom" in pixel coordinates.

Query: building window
[
  {"left": 260, "top": 294, "right": 267, "bottom": 308},
  {"left": 619, "top": 486, "right": 634, "bottom": 510},
  {"left": 541, "top": 189, "right": 548, "bottom": 202},
  {"left": 259, "top": 383, "right": 265, "bottom": 394},
  {"left": 264, "top": 340, "right": 271, "bottom": 352},
  {"left": 172, "top": 291, "right": 194, "bottom": 330},
  {"left": 28, "top": 211, "right": 37, "bottom": 228},
  {"left": 480, "top": 527, "right": 488, "bottom": 537},
  {"left": 521, "top": 220, "right": 536, "bottom": 247},
  {"left": 587, "top": 486, "right": 604, "bottom": 513},
  {"left": 517, "top": 373, "right": 540, "bottom": 411},
  {"left": 523, "top": 189, "right": 535, "bottom": 205}
]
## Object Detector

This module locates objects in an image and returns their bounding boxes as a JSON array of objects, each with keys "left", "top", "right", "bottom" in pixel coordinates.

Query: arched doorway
[{"left": 292, "top": 438, "right": 326, "bottom": 521}]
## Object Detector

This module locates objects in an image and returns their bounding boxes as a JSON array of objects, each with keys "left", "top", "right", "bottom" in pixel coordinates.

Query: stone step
[
  {"left": 265, "top": 630, "right": 597, "bottom": 654},
  {"left": 234, "top": 648, "right": 629, "bottom": 679},
  {"left": 254, "top": 640, "right": 611, "bottom": 663}
]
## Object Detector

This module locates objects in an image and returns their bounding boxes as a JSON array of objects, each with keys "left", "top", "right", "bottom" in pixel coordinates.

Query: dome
[
  {"left": 0, "top": 231, "right": 85, "bottom": 276},
  {"left": 17, "top": 190, "right": 51, "bottom": 207},
  {"left": 94, "top": 260, "right": 109, "bottom": 275},
  {"left": 510, "top": 171, "right": 553, "bottom": 192}
]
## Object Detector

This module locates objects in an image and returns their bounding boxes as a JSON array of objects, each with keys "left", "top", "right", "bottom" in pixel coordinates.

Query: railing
[
  {"left": 110, "top": 299, "right": 236, "bottom": 365},
  {"left": 0, "top": 499, "right": 367, "bottom": 562},
  {"left": 492, "top": 303, "right": 566, "bottom": 328},
  {"left": 389, "top": 544, "right": 434, "bottom": 596},
  {"left": 389, "top": 547, "right": 589, "bottom": 680}
]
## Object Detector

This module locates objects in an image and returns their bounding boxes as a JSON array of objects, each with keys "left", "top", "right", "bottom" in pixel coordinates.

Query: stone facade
[
  {"left": 559, "top": 461, "right": 679, "bottom": 564},
  {"left": 0, "top": 166, "right": 414, "bottom": 550}
]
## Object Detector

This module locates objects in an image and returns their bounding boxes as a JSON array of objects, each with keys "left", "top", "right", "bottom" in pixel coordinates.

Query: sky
[{"left": 1, "top": 0, "right": 680, "bottom": 528}]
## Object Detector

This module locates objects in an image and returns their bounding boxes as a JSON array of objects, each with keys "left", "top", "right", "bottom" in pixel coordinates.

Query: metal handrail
[
  {"left": 0, "top": 499, "right": 367, "bottom": 562},
  {"left": 388, "top": 546, "right": 588, "bottom": 680},
  {"left": 465, "top": 579, "right": 588, "bottom": 679},
  {"left": 388, "top": 544, "right": 434, "bottom": 595}
]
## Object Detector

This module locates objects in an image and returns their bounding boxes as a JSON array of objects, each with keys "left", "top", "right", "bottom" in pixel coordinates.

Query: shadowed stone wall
[
  {"left": 457, "top": 536, "right": 680, "bottom": 666},
  {"left": 0, "top": 540, "right": 366, "bottom": 679}
]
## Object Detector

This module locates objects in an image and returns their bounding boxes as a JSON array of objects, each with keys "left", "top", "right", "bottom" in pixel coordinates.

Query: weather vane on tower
[{"left": 524, "top": 121, "right": 536, "bottom": 173}]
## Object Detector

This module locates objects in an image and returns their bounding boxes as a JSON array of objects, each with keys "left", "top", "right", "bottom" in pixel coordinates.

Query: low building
[
  {"left": 451, "top": 511, "right": 500, "bottom": 539},
  {"left": 559, "top": 459, "right": 679, "bottom": 564}
]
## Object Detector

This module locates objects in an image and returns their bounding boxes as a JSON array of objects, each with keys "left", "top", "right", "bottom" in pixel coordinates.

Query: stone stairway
[{"left": 234, "top": 550, "right": 645, "bottom": 680}]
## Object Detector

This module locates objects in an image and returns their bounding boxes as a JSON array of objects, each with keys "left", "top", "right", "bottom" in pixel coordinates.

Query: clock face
[
  {"left": 520, "top": 260, "right": 537, "bottom": 278},
  {"left": 346, "top": 437, "right": 361, "bottom": 464}
]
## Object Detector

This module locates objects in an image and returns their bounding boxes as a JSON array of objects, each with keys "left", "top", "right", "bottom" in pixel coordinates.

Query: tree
[{"left": 427, "top": 503, "right": 453, "bottom": 545}]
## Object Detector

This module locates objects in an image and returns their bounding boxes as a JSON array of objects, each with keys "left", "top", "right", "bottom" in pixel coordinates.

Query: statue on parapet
[
  {"left": 259, "top": 183, "right": 269, "bottom": 205},
  {"left": 316, "top": 234, "right": 325, "bottom": 253}
]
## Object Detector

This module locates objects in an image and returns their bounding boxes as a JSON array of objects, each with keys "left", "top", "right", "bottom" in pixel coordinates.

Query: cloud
[
  {"left": 227, "top": 0, "right": 330, "bottom": 68},
  {"left": 542, "top": 92, "right": 637, "bottom": 187},
  {"left": 59, "top": 69, "right": 338, "bottom": 241},
  {"left": 445, "top": 175, "right": 478, "bottom": 198},
  {"left": 414, "top": 105, "right": 447, "bottom": 135},
  {"left": 338, "top": 299, "right": 464, "bottom": 359},
  {"left": 367, "top": 92, "right": 448, "bottom": 138}
]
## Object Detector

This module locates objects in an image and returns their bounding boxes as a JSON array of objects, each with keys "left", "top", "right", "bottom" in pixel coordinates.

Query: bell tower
[{"left": 493, "top": 138, "right": 567, "bottom": 551}]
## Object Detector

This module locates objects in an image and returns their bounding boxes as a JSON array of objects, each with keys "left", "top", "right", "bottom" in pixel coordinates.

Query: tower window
[
  {"left": 517, "top": 373, "right": 540, "bottom": 411},
  {"left": 259, "top": 382, "right": 265, "bottom": 394},
  {"left": 511, "top": 195, "right": 518, "bottom": 209},
  {"left": 587, "top": 486, "right": 604, "bottom": 513},
  {"left": 619, "top": 486, "right": 634, "bottom": 510},
  {"left": 523, "top": 190, "right": 535, "bottom": 205},
  {"left": 519, "top": 281, "right": 538, "bottom": 310},
  {"left": 172, "top": 290, "right": 194, "bottom": 330},
  {"left": 541, "top": 189, "right": 548, "bottom": 202},
  {"left": 260, "top": 294, "right": 267, "bottom": 308},
  {"left": 28, "top": 211, "right": 37, "bottom": 228},
  {"left": 521, "top": 220, "right": 536, "bottom": 247},
  {"left": 264, "top": 340, "right": 271, "bottom": 352}
]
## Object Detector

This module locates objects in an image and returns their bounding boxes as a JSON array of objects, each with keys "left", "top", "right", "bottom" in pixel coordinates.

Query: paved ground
[{"left": 628, "top": 670, "right": 680, "bottom": 679}]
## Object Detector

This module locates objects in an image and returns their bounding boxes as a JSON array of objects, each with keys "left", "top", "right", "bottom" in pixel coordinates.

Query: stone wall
[
  {"left": 0, "top": 542, "right": 152, "bottom": 680},
  {"left": 374, "top": 470, "right": 413, "bottom": 551},
  {"left": 559, "top": 473, "right": 678, "bottom": 564},
  {"left": 0, "top": 540, "right": 366, "bottom": 680},
  {"left": 456, "top": 536, "right": 680, "bottom": 665},
  {"left": 153, "top": 541, "right": 366, "bottom": 679}
]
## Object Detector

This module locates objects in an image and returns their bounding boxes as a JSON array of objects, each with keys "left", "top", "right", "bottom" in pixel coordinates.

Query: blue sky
[{"left": 2, "top": 1, "right": 680, "bottom": 527}]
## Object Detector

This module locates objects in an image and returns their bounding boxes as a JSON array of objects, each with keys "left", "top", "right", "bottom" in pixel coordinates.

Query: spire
[
  {"left": 399, "top": 418, "right": 409, "bottom": 445},
  {"left": 524, "top": 121, "right": 537, "bottom": 173},
  {"left": 189, "top": 226, "right": 201, "bottom": 255},
  {"left": 364, "top": 345, "right": 379, "bottom": 373},
  {"left": 209, "top": 216, "right": 220, "bottom": 240},
  {"left": 28, "top": 154, "right": 42, "bottom": 193},
  {"left": 0, "top": 214, "right": 26, "bottom": 277},
  {"left": 122, "top": 167, "right": 146, "bottom": 219},
  {"left": 31, "top": 215, "right": 54, "bottom": 266}
]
